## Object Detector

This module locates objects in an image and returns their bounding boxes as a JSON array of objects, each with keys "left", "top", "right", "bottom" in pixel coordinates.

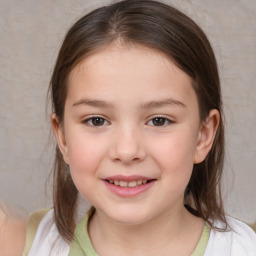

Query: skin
[
  {"left": 0, "top": 202, "right": 27, "bottom": 256},
  {"left": 52, "top": 43, "right": 220, "bottom": 255}
]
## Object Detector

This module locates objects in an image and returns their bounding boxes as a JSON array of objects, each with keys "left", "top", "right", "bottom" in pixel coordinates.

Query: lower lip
[{"left": 103, "top": 180, "right": 155, "bottom": 197}]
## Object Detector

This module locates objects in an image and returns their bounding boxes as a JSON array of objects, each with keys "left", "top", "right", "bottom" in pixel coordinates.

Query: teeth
[
  {"left": 114, "top": 180, "right": 120, "bottom": 185},
  {"left": 119, "top": 181, "right": 128, "bottom": 187},
  {"left": 108, "top": 179, "right": 149, "bottom": 187},
  {"left": 137, "top": 180, "right": 142, "bottom": 185},
  {"left": 128, "top": 181, "right": 137, "bottom": 187}
]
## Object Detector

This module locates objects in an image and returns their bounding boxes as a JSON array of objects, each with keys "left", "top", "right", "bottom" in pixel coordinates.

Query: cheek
[
  {"left": 149, "top": 130, "right": 197, "bottom": 178},
  {"left": 66, "top": 132, "right": 107, "bottom": 176},
  {"left": 65, "top": 134, "right": 108, "bottom": 199}
]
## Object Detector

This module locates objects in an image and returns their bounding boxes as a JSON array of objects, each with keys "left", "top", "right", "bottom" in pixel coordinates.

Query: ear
[
  {"left": 194, "top": 109, "right": 220, "bottom": 164},
  {"left": 51, "top": 113, "right": 70, "bottom": 164}
]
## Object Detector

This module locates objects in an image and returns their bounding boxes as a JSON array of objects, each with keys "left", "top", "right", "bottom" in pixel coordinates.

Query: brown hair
[{"left": 49, "top": 0, "right": 226, "bottom": 242}]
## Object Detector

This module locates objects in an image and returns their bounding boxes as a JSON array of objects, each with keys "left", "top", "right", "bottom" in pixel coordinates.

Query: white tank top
[
  {"left": 27, "top": 209, "right": 256, "bottom": 256},
  {"left": 27, "top": 209, "right": 70, "bottom": 256}
]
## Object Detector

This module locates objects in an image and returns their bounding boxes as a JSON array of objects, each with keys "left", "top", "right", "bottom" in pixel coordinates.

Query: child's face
[{"left": 53, "top": 43, "right": 214, "bottom": 225}]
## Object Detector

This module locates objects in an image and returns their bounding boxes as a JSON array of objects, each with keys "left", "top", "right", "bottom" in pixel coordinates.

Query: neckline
[
  {"left": 191, "top": 224, "right": 210, "bottom": 255},
  {"left": 70, "top": 208, "right": 210, "bottom": 256}
]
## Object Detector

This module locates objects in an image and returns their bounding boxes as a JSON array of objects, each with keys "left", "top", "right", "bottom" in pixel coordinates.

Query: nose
[{"left": 108, "top": 126, "right": 146, "bottom": 164}]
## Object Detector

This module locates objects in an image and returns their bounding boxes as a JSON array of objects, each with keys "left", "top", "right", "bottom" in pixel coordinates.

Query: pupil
[
  {"left": 92, "top": 118, "right": 104, "bottom": 126},
  {"left": 153, "top": 118, "right": 165, "bottom": 126}
]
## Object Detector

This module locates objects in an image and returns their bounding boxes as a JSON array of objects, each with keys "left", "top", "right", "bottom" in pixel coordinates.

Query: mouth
[
  {"left": 105, "top": 179, "right": 155, "bottom": 188},
  {"left": 103, "top": 176, "right": 156, "bottom": 197}
]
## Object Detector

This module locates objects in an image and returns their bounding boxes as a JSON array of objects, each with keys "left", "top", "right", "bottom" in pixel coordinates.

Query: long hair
[{"left": 49, "top": 0, "right": 226, "bottom": 242}]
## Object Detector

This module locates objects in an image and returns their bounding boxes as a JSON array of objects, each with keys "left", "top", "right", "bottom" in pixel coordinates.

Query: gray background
[{"left": 0, "top": 0, "right": 255, "bottom": 223}]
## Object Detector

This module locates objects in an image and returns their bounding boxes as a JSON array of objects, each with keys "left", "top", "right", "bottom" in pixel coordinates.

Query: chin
[{"left": 105, "top": 207, "right": 153, "bottom": 226}]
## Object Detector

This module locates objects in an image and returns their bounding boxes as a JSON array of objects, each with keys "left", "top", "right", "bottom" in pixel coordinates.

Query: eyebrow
[
  {"left": 72, "top": 99, "right": 114, "bottom": 108},
  {"left": 72, "top": 98, "right": 185, "bottom": 109},
  {"left": 141, "top": 98, "right": 186, "bottom": 109}
]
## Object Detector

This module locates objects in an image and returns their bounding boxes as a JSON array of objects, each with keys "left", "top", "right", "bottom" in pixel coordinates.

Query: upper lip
[{"left": 103, "top": 175, "right": 154, "bottom": 182}]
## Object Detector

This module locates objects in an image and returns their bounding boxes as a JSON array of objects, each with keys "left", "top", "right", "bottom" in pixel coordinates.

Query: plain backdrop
[{"left": 0, "top": 0, "right": 255, "bottom": 223}]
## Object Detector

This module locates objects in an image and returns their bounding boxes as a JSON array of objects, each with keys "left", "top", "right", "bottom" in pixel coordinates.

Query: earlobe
[
  {"left": 194, "top": 109, "right": 220, "bottom": 164},
  {"left": 51, "top": 113, "right": 69, "bottom": 164}
]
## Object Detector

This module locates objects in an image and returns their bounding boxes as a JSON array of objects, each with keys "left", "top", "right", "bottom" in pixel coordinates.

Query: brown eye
[
  {"left": 91, "top": 117, "right": 105, "bottom": 126},
  {"left": 148, "top": 117, "right": 172, "bottom": 126},
  {"left": 84, "top": 117, "right": 108, "bottom": 126},
  {"left": 152, "top": 117, "right": 166, "bottom": 126}
]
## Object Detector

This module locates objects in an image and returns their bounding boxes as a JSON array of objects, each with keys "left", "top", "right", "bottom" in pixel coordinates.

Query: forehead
[
  {"left": 69, "top": 42, "right": 189, "bottom": 80},
  {"left": 67, "top": 43, "right": 198, "bottom": 109}
]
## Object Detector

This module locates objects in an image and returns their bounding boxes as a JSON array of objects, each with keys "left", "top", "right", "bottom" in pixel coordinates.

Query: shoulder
[
  {"left": 23, "top": 208, "right": 70, "bottom": 256},
  {"left": 226, "top": 216, "right": 256, "bottom": 239},
  {"left": 22, "top": 208, "right": 51, "bottom": 255},
  {"left": 205, "top": 216, "right": 256, "bottom": 256},
  {"left": 0, "top": 202, "right": 28, "bottom": 256},
  {"left": 226, "top": 216, "right": 256, "bottom": 249}
]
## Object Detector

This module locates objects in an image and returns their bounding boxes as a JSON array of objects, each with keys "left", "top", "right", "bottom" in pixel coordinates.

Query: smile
[
  {"left": 107, "top": 179, "right": 149, "bottom": 188},
  {"left": 103, "top": 175, "right": 156, "bottom": 197}
]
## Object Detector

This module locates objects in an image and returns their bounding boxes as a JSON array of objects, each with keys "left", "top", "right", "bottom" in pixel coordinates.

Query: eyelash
[
  {"left": 147, "top": 116, "right": 173, "bottom": 127},
  {"left": 83, "top": 116, "right": 110, "bottom": 127},
  {"left": 82, "top": 116, "right": 174, "bottom": 127}
]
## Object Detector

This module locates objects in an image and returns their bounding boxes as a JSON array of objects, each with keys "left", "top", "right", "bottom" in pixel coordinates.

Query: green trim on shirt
[
  {"left": 191, "top": 224, "right": 210, "bottom": 256},
  {"left": 69, "top": 208, "right": 210, "bottom": 256},
  {"left": 69, "top": 207, "right": 98, "bottom": 256}
]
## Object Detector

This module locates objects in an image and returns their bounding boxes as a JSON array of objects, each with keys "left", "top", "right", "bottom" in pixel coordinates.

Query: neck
[{"left": 88, "top": 204, "right": 204, "bottom": 256}]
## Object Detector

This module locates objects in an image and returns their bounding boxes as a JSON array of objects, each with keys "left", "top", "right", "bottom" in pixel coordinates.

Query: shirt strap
[{"left": 22, "top": 208, "right": 50, "bottom": 256}]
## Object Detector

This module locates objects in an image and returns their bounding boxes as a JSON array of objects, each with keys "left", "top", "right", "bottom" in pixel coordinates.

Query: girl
[{"left": 22, "top": 0, "right": 256, "bottom": 255}]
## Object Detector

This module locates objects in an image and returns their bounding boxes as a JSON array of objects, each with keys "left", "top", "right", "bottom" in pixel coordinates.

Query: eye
[
  {"left": 147, "top": 117, "right": 172, "bottom": 126},
  {"left": 84, "top": 117, "right": 109, "bottom": 126}
]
